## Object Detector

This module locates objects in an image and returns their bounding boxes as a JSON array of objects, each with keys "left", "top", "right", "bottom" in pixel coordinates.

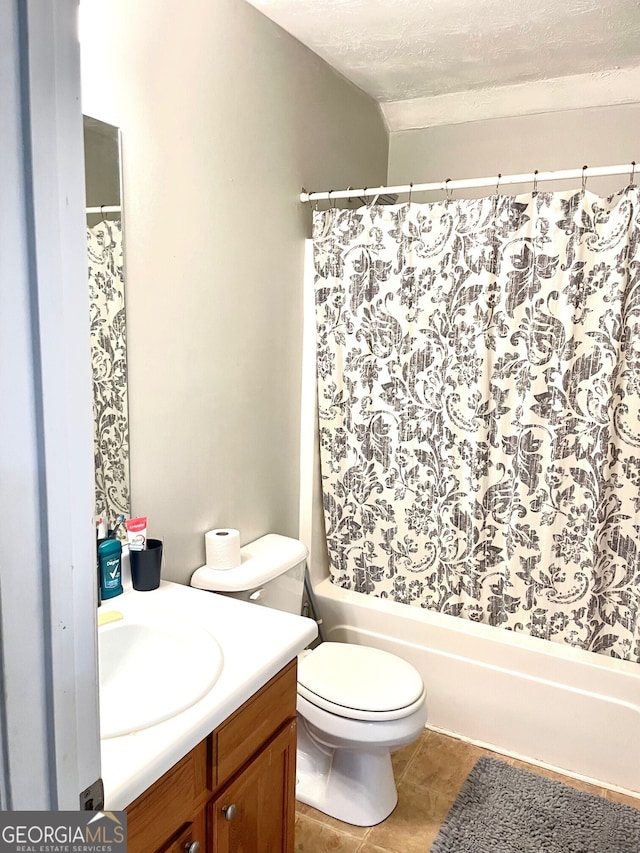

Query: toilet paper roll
[{"left": 205, "top": 528, "right": 241, "bottom": 570}]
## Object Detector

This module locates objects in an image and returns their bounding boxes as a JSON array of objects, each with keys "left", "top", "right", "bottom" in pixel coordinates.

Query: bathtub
[{"left": 312, "top": 576, "right": 640, "bottom": 796}]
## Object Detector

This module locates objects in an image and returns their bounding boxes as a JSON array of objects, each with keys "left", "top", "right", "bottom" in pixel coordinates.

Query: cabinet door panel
[{"left": 211, "top": 720, "right": 296, "bottom": 853}]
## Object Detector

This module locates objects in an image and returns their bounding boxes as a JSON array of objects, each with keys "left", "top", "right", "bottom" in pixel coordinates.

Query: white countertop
[{"left": 99, "top": 580, "right": 317, "bottom": 809}]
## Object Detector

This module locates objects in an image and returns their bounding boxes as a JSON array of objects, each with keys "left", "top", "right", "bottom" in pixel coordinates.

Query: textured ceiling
[{"left": 244, "top": 0, "right": 640, "bottom": 128}]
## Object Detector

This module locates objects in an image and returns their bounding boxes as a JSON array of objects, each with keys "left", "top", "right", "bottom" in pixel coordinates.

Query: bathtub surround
[
  {"left": 313, "top": 185, "right": 640, "bottom": 661},
  {"left": 430, "top": 757, "right": 640, "bottom": 853}
]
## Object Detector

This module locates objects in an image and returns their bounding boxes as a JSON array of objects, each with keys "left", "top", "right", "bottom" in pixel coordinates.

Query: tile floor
[{"left": 294, "top": 728, "right": 640, "bottom": 853}]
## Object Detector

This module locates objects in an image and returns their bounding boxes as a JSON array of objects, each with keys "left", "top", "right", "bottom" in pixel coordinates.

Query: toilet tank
[{"left": 190, "top": 533, "right": 307, "bottom": 615}]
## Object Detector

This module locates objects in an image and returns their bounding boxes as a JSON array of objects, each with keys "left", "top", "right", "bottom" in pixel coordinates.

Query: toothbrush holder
[{"left": 130, "top": 538, "right": 163, "bottom": 591}]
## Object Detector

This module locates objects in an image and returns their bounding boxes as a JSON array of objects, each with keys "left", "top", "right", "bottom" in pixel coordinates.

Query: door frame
[{"left": 0, "top": 0, "right": 100, "bottom": 809}]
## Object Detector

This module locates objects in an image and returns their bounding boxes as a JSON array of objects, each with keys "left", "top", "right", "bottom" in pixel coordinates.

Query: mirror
[{"left": 84, "top": 115, "right": 130, "bottom": 528}]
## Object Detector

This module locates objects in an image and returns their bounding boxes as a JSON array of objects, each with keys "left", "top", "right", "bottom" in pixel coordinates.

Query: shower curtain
[
  {"left": 88, "top": 219, "right": 130, "bottom": 529},
  {"left": 313, "top": 186, "right": 640, "bottom": 661}
]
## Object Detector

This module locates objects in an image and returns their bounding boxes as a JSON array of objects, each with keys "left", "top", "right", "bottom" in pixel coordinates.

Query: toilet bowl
[
  {"left": 295, "top": 641, "right": 427, "bottom": 826},
  {"left": 191, "top": 534, "right": 428, "bottom": 826}
]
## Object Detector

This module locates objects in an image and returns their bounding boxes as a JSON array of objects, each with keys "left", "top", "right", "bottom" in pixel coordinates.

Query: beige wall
[
  {"left": 389, "top": 104, "right": 640, "bottom": 198},
  {"left": 81, "top": 0, "right": 388, "bottom": 583}
]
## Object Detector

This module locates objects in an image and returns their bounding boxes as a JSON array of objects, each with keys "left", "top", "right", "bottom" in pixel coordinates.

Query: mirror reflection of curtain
[{"left": 88, "top": 219, "right": 130, "bottom": 528}]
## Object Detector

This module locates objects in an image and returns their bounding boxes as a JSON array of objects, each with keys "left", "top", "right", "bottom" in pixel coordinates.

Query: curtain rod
[
  {"left": 299, "top": 162, "right": 638, "bottom": 203},
  {"left": 86, "top": 205, "right": 121, "bottom": 214}
]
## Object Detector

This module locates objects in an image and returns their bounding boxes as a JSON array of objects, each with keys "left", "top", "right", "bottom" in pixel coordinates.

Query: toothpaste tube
[{"left": 125, "top": 516, "right": 148, "bottom": 551}]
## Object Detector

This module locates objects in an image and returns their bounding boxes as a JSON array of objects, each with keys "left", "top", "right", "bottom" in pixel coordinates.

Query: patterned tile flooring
[{"left": 294, "top": 728, "right": 640, "bottom": 853}]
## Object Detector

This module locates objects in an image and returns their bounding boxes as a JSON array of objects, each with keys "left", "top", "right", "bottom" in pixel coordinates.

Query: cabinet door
[{"left": 210, "top": 720, "right": 296, "bottom": 853}]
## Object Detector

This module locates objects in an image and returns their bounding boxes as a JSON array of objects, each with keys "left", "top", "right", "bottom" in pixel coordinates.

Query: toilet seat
[{"left": 297, "top": 642, "right": 425, "bottom": 722}]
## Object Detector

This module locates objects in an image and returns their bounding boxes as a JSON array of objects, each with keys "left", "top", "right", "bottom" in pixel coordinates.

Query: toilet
[{"left": 191, "top": 533, "right": 427, "bottom": 826}]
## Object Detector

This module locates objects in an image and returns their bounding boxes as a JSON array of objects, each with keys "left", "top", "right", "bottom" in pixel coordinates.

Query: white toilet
[{"left": 191, "top": 534, "right": 427, "bottom": 826}]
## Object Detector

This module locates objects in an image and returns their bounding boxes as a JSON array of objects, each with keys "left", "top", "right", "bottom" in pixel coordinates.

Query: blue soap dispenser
[{"left": 99, "top": 515, "right": 124, "bottom": 600}]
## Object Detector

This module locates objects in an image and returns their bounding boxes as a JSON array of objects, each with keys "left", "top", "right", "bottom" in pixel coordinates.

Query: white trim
[
  {"left": 298, "top": 240, "right": 330, "bottom": 585},
  {"left": 381, "top": 67, "right": 640, "bottom": 132},
  {"left": 298, "top": 240, "right": 316, "bottom": 557},
  {"left": 0, "top": 0, "right": 100, "bottom": 809}
]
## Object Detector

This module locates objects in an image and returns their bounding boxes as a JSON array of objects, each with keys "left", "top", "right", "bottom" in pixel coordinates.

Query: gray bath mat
[{"left": 430, "top": 757, "right": 640, "bottom": 853}]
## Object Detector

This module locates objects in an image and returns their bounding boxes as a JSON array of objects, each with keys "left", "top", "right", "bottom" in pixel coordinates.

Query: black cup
[{"left": 130, "top": 538, "right": 163, "bottom": 591}]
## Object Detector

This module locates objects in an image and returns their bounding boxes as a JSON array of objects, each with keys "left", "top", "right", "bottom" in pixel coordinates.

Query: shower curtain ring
[
  {"left": 408, "top": 182, "right": 413, "bottom": 205},
  {"left": 495, "top": 173, "right": 502, "bottom": 195},
  {"left": 101, "top": 206, "right": 113, "bottom": 240},
  {"left": 445, "top": 178, "right": 453, "bottom": 202},
  {"left": 533, "top": 170, "right": 539, "bottom": 194},
  {"left": 305, "top": 187, "right": 319, "bottom": 212},
  {"left": 630, "top": 161, "right": 636, "bottom": 186},
  {"left": 582, "top": 165, "right": 588, "bottom": 193}
]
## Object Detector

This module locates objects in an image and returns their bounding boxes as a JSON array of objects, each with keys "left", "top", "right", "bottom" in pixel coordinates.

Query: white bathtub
[{"left": 312, "top": 576, "right": 640, "bottom": 796}]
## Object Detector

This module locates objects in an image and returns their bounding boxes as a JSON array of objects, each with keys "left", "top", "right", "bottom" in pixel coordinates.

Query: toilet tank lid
[{"left": 190, "top": 533, "right": 308, "bottom": 592}]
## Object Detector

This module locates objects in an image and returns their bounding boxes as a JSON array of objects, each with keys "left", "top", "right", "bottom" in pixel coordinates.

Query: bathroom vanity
[
  {"left": 98, "top": 578, "right": 316, "bottom": 853},
  {"left": 126, "top": 661, "right": 297, "bottom": 853}
]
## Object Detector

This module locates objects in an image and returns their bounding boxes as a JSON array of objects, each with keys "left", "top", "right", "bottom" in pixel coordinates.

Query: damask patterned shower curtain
[
  {"left": 313, "top": 186, "right": 640, "bottom": 661},
  {"left": 88, "top": 219, "right": 130, "bottom": 529}
]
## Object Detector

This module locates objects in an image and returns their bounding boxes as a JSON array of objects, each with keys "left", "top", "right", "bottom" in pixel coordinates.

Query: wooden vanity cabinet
[
  {"left": 210, "top": 720, "right": 296, "bottom": 853},
  {"left": 126, "top": 660, "right": 297, "bottom": 853}
]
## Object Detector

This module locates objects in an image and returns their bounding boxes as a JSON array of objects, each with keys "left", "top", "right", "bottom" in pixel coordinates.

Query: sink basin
[{"left": 99, "top": 618, "right": 223, "bottom": 738}]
